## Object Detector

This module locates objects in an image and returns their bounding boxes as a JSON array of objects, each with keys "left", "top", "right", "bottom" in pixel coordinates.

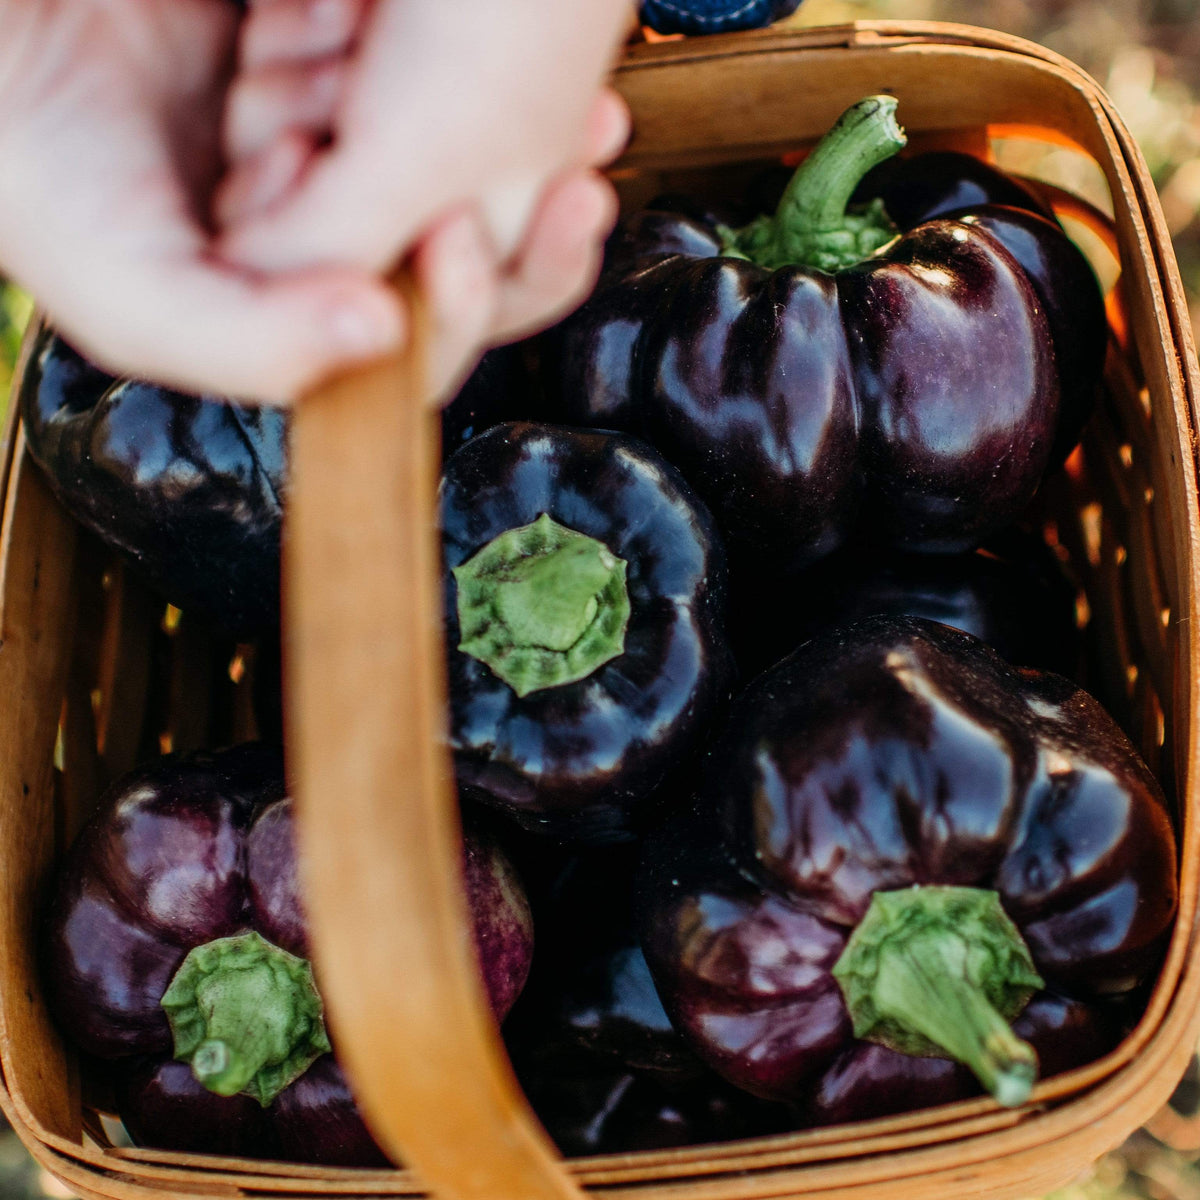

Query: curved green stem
[
  {"left": 833, "top": 886, "right": 1044, "bottom": 1108},
  {"left": 723, "top": 95, "right": 907, "bottom": 271}
]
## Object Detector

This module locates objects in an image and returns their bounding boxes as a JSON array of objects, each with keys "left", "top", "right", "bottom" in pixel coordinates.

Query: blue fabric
[{"left": 639, "top": 0, "right": 803, "bottom": 35}]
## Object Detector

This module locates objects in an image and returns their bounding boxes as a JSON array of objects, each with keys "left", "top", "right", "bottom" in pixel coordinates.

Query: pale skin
[{"left": 0, "top": 0, "right": 632, "bottom": 403}]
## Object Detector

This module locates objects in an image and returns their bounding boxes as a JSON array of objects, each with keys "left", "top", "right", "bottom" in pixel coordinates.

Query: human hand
[
  {"left": 0, "top": 0, "right": 404, "bottom": 402},
  {"left": 217, "top": 0, "right": 632, "bottom": 394}
]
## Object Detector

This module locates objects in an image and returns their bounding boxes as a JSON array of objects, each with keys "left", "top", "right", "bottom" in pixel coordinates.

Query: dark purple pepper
[
  {"left": 639, "top": 617, "right": 1175, "bottom": 1117},
  {"left": 464, "top": 824, "right": 536, "bottom": 1019},
  {"left": 508, "top": 848, "right": 698, "bottom": 1078},
  {"left": 272, "top": 1056, "right": 391, "bottom": 1168},
  {"left": 440, "top": 344, "right": 534, "bottom": 459},
  {"left": 552, "top": 98, "right": 1103, "bottom": 572},
  {"left": 117, "top": 1058, "right": 277, "bottom": 1158},
  {"left": 954, "top": 206, "right": 1107, "bottom": 467},
  {"left": 866, "top": 151, "right": 1107, "bottom": 470},
  {"left": 729, "top": 527, "right": 1082, "bottom": 679},
  {"left": 245, "top": 797, "right": 308, "bottom": 957},
  {"left": 507, "top": 849, "right": 791, "bottom": 1154},
  {"left": 19, "top": 328, "right": 286, "bottom": 636},
  {"left": 45, "top": 744, "right": 282, "bottom": 1059},
  {"left": 803, "top": 993, "right": 1123, "bottom": 1127},
  {"left": 856, "top": 150, "right": 1057, "bottom": 227},
  {"left": 442, "top": 422, "right": 732, "bottom": 841},
  {"left": 116, "top": 1054, "right": 393, "bottom": 1169},
  {"left": 513, "top": 1041, "right": 793, "bottom": 1156},
  {"left": 762, "top": 150, "right": 1103, "bottom": 472},
  {"left": 43, "top": 745, "right": 534, "bottom": 1164}
]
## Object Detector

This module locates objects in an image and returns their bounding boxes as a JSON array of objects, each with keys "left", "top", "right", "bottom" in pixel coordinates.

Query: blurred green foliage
[{"left": 0, "top": 280, "right": 32, "bottom": 425}]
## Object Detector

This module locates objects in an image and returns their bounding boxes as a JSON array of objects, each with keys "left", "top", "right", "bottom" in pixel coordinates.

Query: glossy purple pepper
[
  {"left": 442, "top": 422, "right": 732, "bottom": 841},
  {"left": 506, "top": 848, "right": 792, "bottom": 1154},
  {"left": 858, "top": 150, "right": 1107, "bottom": 467},
  {"left": 728, "top": 526, "right": 1083, "bottom": 679},
  {"left": 42, "top": 744, "right": 534, "bottom": 1164},
  {"left": 552, "top": 98, "right": 1102, "bottom": 572},
  {"left": 639, "top": 617, "right": 1175, "bottom": 1117},
  {"left": 19, "top": 326, "right": 286, "bottom": 635}
]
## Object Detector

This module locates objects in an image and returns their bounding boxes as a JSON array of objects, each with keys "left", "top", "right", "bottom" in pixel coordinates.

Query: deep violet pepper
[
  {"left": 41, "top": 744, "right": 534, "bottom": 1165},
  {"left": 19, "top": 329, "right": 529, "bottom": 635},
  {"left": 506, "top": 848, "right": 792, "bottom": 1154},
  {"left": 728, "top": 526, "right": 1083, "bottom": 679},
  {"left": 442, "top": 422, "right": 732, "bottom": 841},
  {"left": 552, "top": 97, "right": 1106, "bottom": 572},
  {"left": 19, "top": 325, "right": 287, "bottom": 636},
  {"left": 440, "top": 343, "right": 536, "bottom": 457},
  {"left": 639, "top": 617, "right": 1175, "bottom": 1121},
  {"left": 856, "top": 149, "right": 1107, "bottom": 468}
]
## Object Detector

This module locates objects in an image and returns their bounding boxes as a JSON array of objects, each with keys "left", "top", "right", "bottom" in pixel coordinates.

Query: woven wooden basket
[{"left": 1, "top": 20, "right": 1198, "bottom": 1200}]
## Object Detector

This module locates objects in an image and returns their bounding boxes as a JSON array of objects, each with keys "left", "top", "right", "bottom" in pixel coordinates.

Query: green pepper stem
[
  {"left": 776, "top": 95, "right": 906, "bottom": 236},
  {"left": 494, "top": 535, "right": 614, "bottom": 653},
  {"left": 161, "top": 931, "right": 331, "bottom": 1107},
  {"left": 873, "top": 933, "right": 1038, "bottom": 1107},
  {"left": 192, "top": 1040, "right": 235, "bottom": 1088},
  {"left": 833, "top": 886, "right": 1044, "bottom": 1109},
  {"left": 454, "top": 512, "right": 630, "bottom": 697},
  {"left": 724, "top": 95, "right": 907, "bottom": 271}
]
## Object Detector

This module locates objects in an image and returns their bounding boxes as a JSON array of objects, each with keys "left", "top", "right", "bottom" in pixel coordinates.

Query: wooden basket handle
[{"left": 286, "top": 277, "right": 582, "bottom": 1200}]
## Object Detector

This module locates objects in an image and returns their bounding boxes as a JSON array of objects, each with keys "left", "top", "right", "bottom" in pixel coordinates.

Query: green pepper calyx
[
  {"left": 161, "top": 931, "right": 330, "bottom": 1107},
  {"left": 832, "top": 885, "right": 1044, "bottom": 1108},
  {"left": 721, "top": 94, "right": 907, "bottom": 271},
  {"left": 454, "top": 512, "right": 630, "bottom": 697}
]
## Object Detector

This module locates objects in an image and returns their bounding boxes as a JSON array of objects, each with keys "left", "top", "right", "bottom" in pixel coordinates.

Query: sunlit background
[{"left": 2, "top": 1, "right": 1198, "bottom": 1197}]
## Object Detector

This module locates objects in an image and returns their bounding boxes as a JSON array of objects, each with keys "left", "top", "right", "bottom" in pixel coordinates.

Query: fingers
[
  {"left": 214, "top": 4, "right": 632, "bottom": 377},
  {"left": 474, "top": 89, "right": 629, "bottom": 258},
  {"left": 224, "top": 57, "right": 346, "bottom": 162},
  {"left": 411, "top": 207, "right": 502, "bottom": 402},
  {"left": 584, "top": 88, "right": 632, "bottom": 167},
  {"left": 488, "top": 169, "right": 618, "bottom": 344},
  {"left": 42, "top": 256, "right": 404, "bottom": 404},
  {"left": 215, "top": 128, "right": 316, "bottom": 226},
  {"left": 223, "top": 0, "right": 370, "bottom": 196},
  {"left": 407, "top": 168, "right": 618, "bottom": 397},
  {"left": 218, "top": 136, "right": 425, "bottom": 273},
  {"left": 218, "top": 75, "right": 629, "bottom": 276},
  {"left": 239, "top": 0, "right": 369, "bottom": 71}
]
